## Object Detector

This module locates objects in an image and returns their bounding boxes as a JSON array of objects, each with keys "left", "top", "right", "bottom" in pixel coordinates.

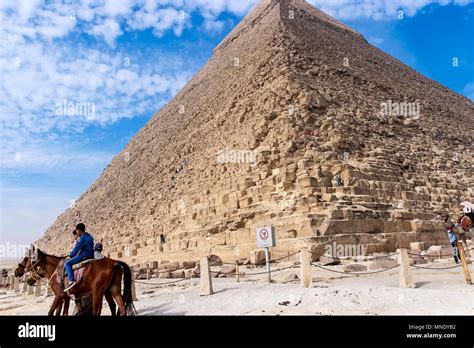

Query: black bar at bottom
[{"left": 0, "top": 316, "right": 472, "bottom": 346}]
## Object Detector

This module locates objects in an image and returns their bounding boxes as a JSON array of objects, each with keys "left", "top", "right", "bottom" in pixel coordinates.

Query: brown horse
[
  {"left": 16, "top": 252, "right": 116, "bottom": 316},
  {"left": 15, "top": 245, "right": 130, "bottom": 316},
  {"left": 63, "top": 255, "right": 136, "bottom": 316}
]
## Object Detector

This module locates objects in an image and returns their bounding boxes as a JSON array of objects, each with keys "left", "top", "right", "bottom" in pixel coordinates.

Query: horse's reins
[{"left": 22, "top": 254, "right": 54, "bottom": 289}]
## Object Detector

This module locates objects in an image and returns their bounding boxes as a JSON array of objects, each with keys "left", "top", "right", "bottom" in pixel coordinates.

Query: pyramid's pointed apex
[{"left": 213, "top": 0, "right": 365, "bottom": 55}]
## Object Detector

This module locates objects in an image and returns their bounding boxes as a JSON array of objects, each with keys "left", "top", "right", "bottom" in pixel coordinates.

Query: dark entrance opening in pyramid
[{"left": 38, "top": 0, "right": 474, "bottom": 267}]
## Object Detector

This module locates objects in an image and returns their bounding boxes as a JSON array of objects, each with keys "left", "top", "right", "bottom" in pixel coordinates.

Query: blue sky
[{"left": 0, "top": 0, "right": 473, "bottom": 247}]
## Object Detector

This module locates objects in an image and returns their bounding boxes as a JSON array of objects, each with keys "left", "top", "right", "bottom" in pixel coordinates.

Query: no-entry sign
[{"left": 256, "top": 226, "right": 276, "bottom": 248}]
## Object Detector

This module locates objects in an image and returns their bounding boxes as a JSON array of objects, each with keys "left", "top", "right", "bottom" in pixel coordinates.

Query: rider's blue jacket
[{"left": 69, "top": 232, "right": 94, "bottom": 258}]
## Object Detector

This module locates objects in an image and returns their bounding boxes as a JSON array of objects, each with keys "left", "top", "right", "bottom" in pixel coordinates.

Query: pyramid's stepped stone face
[{"left": 38, "top": 0, "right": 473, "bottom": 265}]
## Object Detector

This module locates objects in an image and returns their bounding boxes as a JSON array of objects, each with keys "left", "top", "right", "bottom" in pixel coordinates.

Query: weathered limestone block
[
  {"left": 159, "top": 262, "right": 179, "bottom": 272},
  {"left": 109, "top": 251, "right": 123, "bottom": 259},
  {"left": 225, "top": 231, "right": 237, "bottom": 245},
  {"left": 239, "top": 197, "right": 253, "bottom": 208},
  {"left": 158, "top": 271, "right": 171, "bottom": 279},
  {"left": 278, "top": 229, "right": 297, "bottom": 239},
  {"left": 283, "top": 172, "right": 296, "bottom": 183},
  {"left": 182, "top": 261, "right": 196, "bottom": 269},
  {"left": 148, "top": 261, "right": 159, "bottom": 269},
  {"left": 274, "top": 271, "right": 299, "bottom": 283},
  {"left": 410, "top": 220, "right": 438, "bottom": 232},
  {"left": 250, "top": 250, "right": 269, "bottom": 265},
  {"left": 319, "top": 255, "right": 341, "bottom": 266},
  {"left": 211, "top": 234, "right": 226, "bottom": 246},
  {"left": 124, "top": 248, "right": 137, "bottom": 257},
  {"left": 410, "top": 242, "right": 426, "bottom": 252},
  {"left": 343, "top": 264, "right": 368, "bottom": 272},
  {"left": 209, "top": 255, "right": 223, "bottom": 266},
  {"left": 171, "top": 269, "right": 185, "bottom": 278},
  {"left": 321, "top": 194, "right": 335, "bottom": 202},
  {"left": 298, "top": 177, "right": 318, "bottom": 188},
  {"left": 220, "top": 265, "right": 236, "bottom": 275},
  {"left": 368, "top": 260, "right": 398, "bottom": 270}
]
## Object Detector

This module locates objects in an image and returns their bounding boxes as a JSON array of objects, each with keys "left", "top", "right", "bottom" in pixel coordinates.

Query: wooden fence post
[
  {"left": 27, "top": 283, "right": 34, "bottom": 295},
  {"left": 34, "top": 282, "right": 42, "bottom": 297},
  {"left": 200, "top": 256, "right": 213, "bottom": 296},
  {"left": 300, "top": 248, "right": 313, "bottom": 288},
  {"left": 235, "top": 261, "right": 240, "bottom": 283},
  {"left": 398, "top": 248, "right": 415, "bottom": 288},
  {"left": 457, "top": 241, "right": 472, "bottom": 285},
  {"left": 22, "top": 275, "right": 28, "bottom": 293},
  {"left": 131, "top": 273, "right": 137, "bottom": 301}
]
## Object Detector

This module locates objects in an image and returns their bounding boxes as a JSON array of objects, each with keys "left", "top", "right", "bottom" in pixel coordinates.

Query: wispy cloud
[
  {"left": 0, "top": 0, "right": 264, "bottom": 173},
  {"left": 308, "top": 0, "right": 474, "bottom": 20},
  {"left": 463, "top": 82, "right": 474, "bottom": 101}
]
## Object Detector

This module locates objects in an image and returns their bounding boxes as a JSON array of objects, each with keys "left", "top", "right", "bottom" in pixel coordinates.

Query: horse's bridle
[
  {"left": 18, "top": 254, "right": 46, "bottom": 282},
  {"left": 30, "top": 260, "right": 46, "bottom": 282},
  {"left": 17, "top": 259, "right": 27, "bottom": 272}
]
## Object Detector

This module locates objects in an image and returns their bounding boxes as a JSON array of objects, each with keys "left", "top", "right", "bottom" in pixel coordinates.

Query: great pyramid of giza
[{"left": 38, "top": 0, "right": 474, "bottom": 265}]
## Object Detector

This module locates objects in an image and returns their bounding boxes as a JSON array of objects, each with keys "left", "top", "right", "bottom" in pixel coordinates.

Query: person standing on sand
[
  {"left": 448, "top": 227, "right": 461, "bottom": 264},
  {"left": 442, "top": 213, "right": 461, "bottom": 264}
]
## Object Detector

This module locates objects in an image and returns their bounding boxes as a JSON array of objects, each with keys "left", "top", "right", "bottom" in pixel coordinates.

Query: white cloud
[
  {"left": 0, "top": 35, "right": 192, "bottom": 172},
  {"left": 308, "top": 0, "right": 474, "bottom": 20},
  {"left": 463, "top": 82, "right": 474, "bottom": 101},
  {"left": 101, "top": 0, "right": 134, "bottom": 17},
  {"left": 0, "top": 146, "right": 113, "bottom": 172},
  {"left": 0, "top": 1, "right": 263, "bottom": 48},
  {"left": 88, "top": 18, "right": 122, "bottom": 47}
]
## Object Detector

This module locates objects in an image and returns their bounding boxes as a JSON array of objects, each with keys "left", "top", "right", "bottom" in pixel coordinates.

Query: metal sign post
[
  {"left": 256, "top": 226, "right": 276, "bottom": 284},
  {"left": 264, "top": 247, "right": 271, "bottom": 283}
]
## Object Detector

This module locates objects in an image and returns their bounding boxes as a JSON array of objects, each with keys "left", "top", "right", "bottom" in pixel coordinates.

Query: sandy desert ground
[{"left": 1, "top": 259, "right": 473, "bottom": 316}]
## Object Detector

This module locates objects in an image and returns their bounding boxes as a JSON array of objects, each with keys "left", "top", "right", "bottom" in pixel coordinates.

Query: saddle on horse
[{"left": 57, "top": 258, "right": 96, "bottom": 289}]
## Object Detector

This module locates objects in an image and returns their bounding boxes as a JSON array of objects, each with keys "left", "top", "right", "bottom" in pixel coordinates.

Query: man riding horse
[
  {"left": 64, "top": 223, "right": 94, "bottom": 291},
  {"left": 15, "top": 243, "right": 136, "bottom": 316}
]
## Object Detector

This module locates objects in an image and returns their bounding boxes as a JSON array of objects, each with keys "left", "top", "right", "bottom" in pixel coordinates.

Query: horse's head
[{"left": 14, "top": 244, "right": 40, "bottom": 277}]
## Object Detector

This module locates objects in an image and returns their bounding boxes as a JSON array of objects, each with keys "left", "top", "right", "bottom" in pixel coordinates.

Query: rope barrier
[
  {"left": 410, "top": 264, "right": 463, "bottom": 270},
  {"left": 133, "top": 278, "right": 189, "bottom": 286},
  {"left": 242, "top": 263, "right": 301, "bottom": 276},
  {"left": 311, "top": 262, "right": 399, "bottom": 276},
  {"left": 219, "top": 250, "right": 302, "bottom": 266},
  {"left": 271, "top": 250, "right": 301, "bottom": 262},
  {"left": 209, "top": 263, "right": 301, "bottom": 277}
]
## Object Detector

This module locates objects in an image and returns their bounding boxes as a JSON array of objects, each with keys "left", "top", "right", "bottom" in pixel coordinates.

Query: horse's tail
[{"left": 117, "top": 261, "right": 137, "bottom": 316}]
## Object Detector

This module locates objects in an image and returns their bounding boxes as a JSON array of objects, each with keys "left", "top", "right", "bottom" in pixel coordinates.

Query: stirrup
[{"left": 64, "top": 281, "right": 77, "bottom": 292}]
